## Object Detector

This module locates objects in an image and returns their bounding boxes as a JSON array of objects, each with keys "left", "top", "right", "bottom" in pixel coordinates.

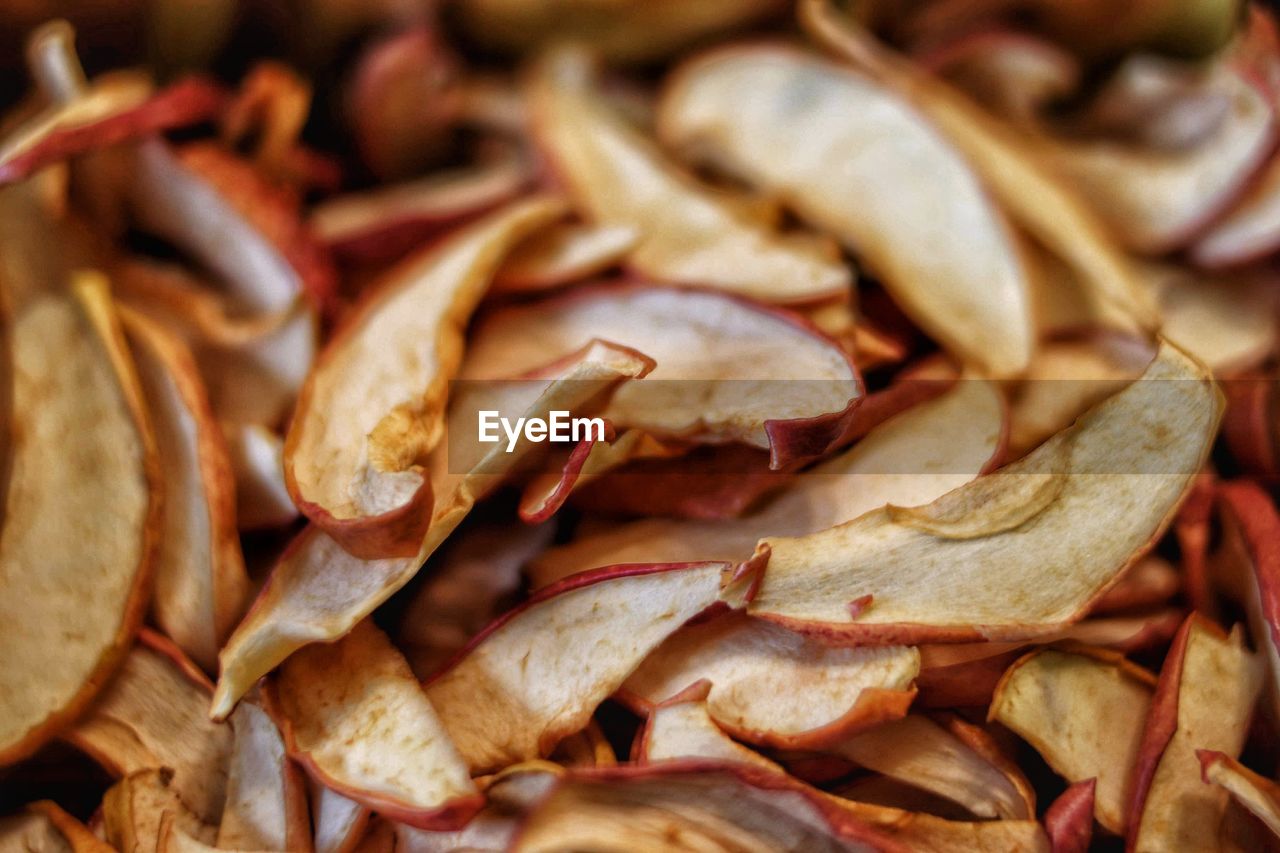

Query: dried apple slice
[
  {"left": 285, "top": 196, "right": 565, "bottom": 558},
  {"left": 528, "top": 47, "right": 850, "bottom": 305},
  {"left": 620, "top": 612, "right": 918, "bottom": 749},
  {"left": 425, "top": 560, "right": 746, "bottom": 773},
  {"left": 1089, "top": 555, "right": 1180, "bottom": 615},
  {"left": 219, "top": 702, "right": 311, "bottom": 852},
  {"left": 266, "top": 620, "right": 481, "bottom": 831},
  {"left": 221, "top": 422, "right": 297, "bottom": 531},
  {"left": 1198, "top": 750, "right": 1280, "bottom": 838},
  {"left": 120, "top": 308, "right": 250, "bottom": 672},
  {"left": 748, "top": 342, "right": 1221, "bottom": 641},
  {"left": 989, "top": 646, "right": 1155, "bottom": 833},
  {"left": 0, "top": 277, "right": 159, "bottom": 765},
  {"left": 311, "top": 784, "right": 369, "bottom": 853},
  {"left": 103, "top": 768, "right": 214, "bottom": 853},
  {"left": 1128, "top": 615, "right": 1263, "bottom": 850},
  {"left": 494, "top": 222, "right": 639, "bottom": 293},
  {"left": 65, "top": 630, "right": 232, "bottom": 824},
  {"left": 463, "top": 284, "right": 860, "bottom": 466},
  {"left": 1044, "top": 780, "right": 1095, "bottom": 853},
  {"left": 533, "top": 376, "right": 1002, "bottom": 582},
  {"left": 211, "top": 341, "right": 649, "bottom": 718},
  {"left": 0, "top": 801, "right": 113, "bottom": 853},
  {"left": 658, "top": 45, "right": 1031, "bottom": 376},
  {"left": 925, "top": 30, "right": 1079, "bottom": 126},
  {"left": 1194, "top": 153, "right": 1280, "bottom": 266},
  {"left": 635, "top": 684, "right": 793, "bottom": 771}
]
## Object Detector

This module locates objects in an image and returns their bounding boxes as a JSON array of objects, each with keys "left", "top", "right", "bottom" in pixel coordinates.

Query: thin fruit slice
[
  {"left": 65, "top": 630, "right": 232, "bottom": 824},
  {"left": 394, "top": 764, "right": 558, "bottom": 853},
  {"left": 533, "top": 377, "right": 1002, "bottom": 582},
  {"left": 494, "top": 222, "right": 639, "bottom": 293},
  {"left": 0, "top": 277, "right": 159, "bottom": 765},
  {"left": 658, "top": 45, "right": 1032, "bottom": 376},
  {"left": 425, "top": 560, "right": 745, "bottom": 773},
  {"left": 636, "top": 684, "right": 795, "bottom": 770},
  {"left": 925, "top": 30, "right": 1079, "bottom": 126},
  {"left": 221, "top": 423, "right": 297, "bottom": 531},
  {"left": 620, "top": 612, "right": 919, "bottom": 749},
  {"left": 749, "top": 342, "right": 1221, "bottom": 641},
  {"left": 989, "top": 646, "right": 1155, "bottom": 833},
  {"left": 267, "top": 621, "right": 481, "bottom": 831},
  {"left": 0, "top": 801, "right": 113, "bottom": 853},
  {"left": 529, "top": 47, "right": 850, "bottom": 305},
  {"left": 121, "top": 308, "right": 250, "bottom": 672},
  {"left": 285, "top": 196, "right": 565, "bottom": 558},
  {"left": 1128, "top": 615, "right": 1263, "bottom": 851},
  {"left": 103, "top": 768, "right": 214, "bottom": 853},
  {"left": 311, "top": 784, "right": 369, "bottom": 853},
  {"left": 1193, "top": 153, "right": 1280, "bottom": 266},
  {"left": 219, "top": 702, "right": 311, "bottom": 852},
  {"left": 1044, "top": 780, "right": 1095, "bottom": 853},
  {"left": 211, "top": 342, "right": 650, "bottom": 718},
  {"left": 1198, "top": 750, "right": 1280, "bottom": 838},
  {"left": 462, "top": 284, "right": 861, "bottom": 466}
]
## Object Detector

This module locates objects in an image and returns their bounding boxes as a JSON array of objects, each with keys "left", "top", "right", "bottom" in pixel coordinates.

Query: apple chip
[
  {"left": 220, "top": 423, "right": 297, "bottom": 530},
  {"left": 528, "top": 47, "right": 850, "bottom": 305},
  {"left": 285, "top": 196, "right": 565, "bottom": 558},
  {"left": 1193, "top": 154, "right": 1280, "bottom": 266},
  {"left": 219, "top": 702, "right": 311, "bottom": 852},
  {"left": 494, "top": 222, "right": 639, "bottom": 293},
  {"left": 0, "top": 278, "right": 159, "bottom": 765},
  {"left": 425, "top": 560, "right": 744, "bottom": 773},
  {"left": 0, "top": 801, "right": 112, "bottom": 853},
  {"left": 749, "top": 342, "right": 1221, "bottom": 641},
  {"left": 636, "top": 685, "right": 797, "bottom": 770},
  {"left": 1044, "top": 780, "right": 1095, "bottom": 853},
  {"left": 989, "top": 646, "right": 1155, "bottom": 833},
  {"left": 310, "top": 784, "right": 369, "bottom": 853},
  {"left": 103, "top": 768, "right": 214, "bottom": 853},
  {"left": 621, "top": 612, "right": 919, "bottom": 749},
  {"left": 1198, "top": 750, "right": 1280, "bottom": 839},
  {"left": 267, "top": 620, "right": 481, "bottom": 830},
  {"left": 65, "top": 630, "right": 232, "bottom": 824},
  {"left": 1128, "top": 615, "right": 1263, "bottom": 851},
  {"left": 660, "top": 45, "right": 1031, "bottom": 376},
  {"left": 463, "top": 284, "right": 861, "bottom": 465}
]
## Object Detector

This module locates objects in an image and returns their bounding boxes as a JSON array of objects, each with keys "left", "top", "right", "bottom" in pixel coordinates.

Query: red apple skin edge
[
  {"left": 1045, "top": 778, "right": 1097, "bottom": 853},
  {"left": 1217, "top": 480, "right": 1280, "bottom": 660}
]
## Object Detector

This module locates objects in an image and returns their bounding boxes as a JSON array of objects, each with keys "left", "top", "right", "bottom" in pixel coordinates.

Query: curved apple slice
[
  {"left": 1128, "top": 615, "right": 1263, "bottom": 851},
  {"left": 121, "top": 309, "right": 250, "bottom": 672},
  {"left": 635, "top": 685, "right": 790, "bottom": 771},
  {"left": 1143, "top": 264, "right": 1279, "bottom": 375},
  {"left": 528, "top": 48, "right": 850, "bottom": 305},
  {"left": 2, "top": 801, "right": 111, "bottom": 853},
  {"left": 749, "top": 342, "right": 1221, "bottom": 641},
  {"left": 65, "top": 630, "right": 232, "bottom": 824},
  {"left": 0, "top": 279, "right": 159, "bottom": 765},
  {"left": 103, "top": 768, "right": 214, "bottom": 852},
  {"left": 221, "top": 423, "right": 297, "bottom": 530},
  {"left": 533, "top": 377, "right": 1002, "bottom": 583},
  {"left": 1044, "top": 780, "right": 1095, "bottom": 853},
  {"left": 494, "top": 222, "right": 639, "bottom": 293},
  {"left": 463, "top": 284, "right": 861, "bottom": 465},
  {"left": 219, "top": 702, "right": 311, "bottom": 852},
  {"left": 394, "top": 764, "right": 558, "bottom": 853},
  {"left": 425, "top": 560, "right": 744, "bottom": 774},
  {"left": 1090, "top": 555, "right": 1180, "bottom": 614},
  {"left": 658, "top": 45, "right": 1031, "bottom": 377},
  {"left": 989, "top": 646, "right": 1155, "bottom": 834},
  {"left": 286, "top": 197, "right": 564, "bottom": 558},
  {"left": 311, "top": 784, "right": 369, "bottom": 853},
  {"left": 1194, "top": 153, "right": 1280, "bottom": 266},
  {"left": 924, "top": 30, "right": 1079, "bottom": 126},
  {"left": 620, "top": 612, "right": 919, "bottom": 749},
  {"left": 266, "top": 620, "right": 481, "bottom": 831},
  {"left": 1199, "top": 750, "right": 1280, "bottom": 839}
]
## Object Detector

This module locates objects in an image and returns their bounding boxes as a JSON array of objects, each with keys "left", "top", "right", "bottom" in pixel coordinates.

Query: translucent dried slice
[
  {"left": 658, "top": 45, "right": 1032, "bottom": 376},
  {"left": 529, "top": 47, "right": 850, "bottom": 305},
  {"left": 636, "top": 686, "right": 791, "bottom": 771},
  {"left": 219, "top": 702, "right": 311, "bottom": 852},
  {"left": 749, "top": 342, "right": 1221, "bottom": 641},
  {"left": 311, "top": 784, "right": 369, "bottom": 853},
  {"left": 1198, "top": 750, "right": 1280, "bottom": 839},
  {"left": 220, "top": 422, "right": 297, "bottom": 531},
  {"left": 285, "top": 196, "right": 565, "bottom": 558},
  {"left": 0, "top": 279, "right": 159, "bottom": 764}
]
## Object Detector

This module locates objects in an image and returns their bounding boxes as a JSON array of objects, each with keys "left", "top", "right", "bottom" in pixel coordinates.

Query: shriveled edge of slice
[
  {"left": 633, "top": 681, "right": 783, "bottom": 771},
  {"left": 1198, "top": 750, "right": 1280, "bottom": 839},
  {"left": 1044, "top": 779, "right": 1096, "bottom": 853}
]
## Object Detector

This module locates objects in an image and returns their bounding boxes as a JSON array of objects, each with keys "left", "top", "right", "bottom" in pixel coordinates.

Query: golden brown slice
[
  {"left": 528, "top": 47, "right": 850, "bottom": 305},
  {"left": 310, "top": 783, "right": 369, "bottom": 853},
  {"left": 1198, "top": 750, "right": 1280, "bottom": 839},
  {"left": 219, "top": 702, "right": 311, "bottom": 852},
  {"left": 103, "top": 768, "right": 214, "bottom": 853},
  {"left": 494, "top": 222, "right": 639, "bottom": 292},
  {"left": 749, "top": 342, "right": 1221, "bottom": 641},
  {"left": 0, "top": 277, "right": 159, "bottom": 765},
  {"left": 0, "top": 801, "right": 113, "bottom": 853},
  {"left": 658, "top": 44, "right": 1032, "bottom": 376}
]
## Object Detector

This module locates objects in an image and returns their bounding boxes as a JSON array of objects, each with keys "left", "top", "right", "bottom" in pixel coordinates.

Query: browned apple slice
[
  {"left": 220, "top": 422, "right": 297, "bottom": 530},
  {"left": 659, "top": 45, "right": 1031, "bottom": 376},
  {"left": 1044, "top": 780, "right": 1095, "bottom": 853},
  {"left": 285, "top": 196, "right": 565, "bottom": 558},
  {"left": 620, "top": 612, "right": 918, "bottom": 748},
  {"left": 528, "top": 47, "right": 850, "bottom": 306},
  {"left": 1198, "top": 750, "right": 1280, "bottom": 838},
  {"left": 425, "top": 559, "right": 749, "bottom": 773},
  {"left": 635, "top": 684, "right": 796, "bottom": 771},
  {"left": 494, "top": 222, "right": 639, "bottom": 293},
  {"left": 533, "top": 377, "right": 1002, "bottom": 582},
  {"left": 103, "top": 768, "right": 214, "bottom": 853},
  {"left": 1146, "top": 263, "right": 1280, "bottom": 375},
  {"left": 266, "top": 620, "right": 481, "bottom": 831},
  {"left": 65, "top": 629, "right": 232, "bottom": 824},
  {"left": 463, "top": 284, "right": 860, "bottom": 466},
  {"left": 119, "top": 308, "right": 250, "bottom": 672},
  {"left": 1128, "top": 615, "right": 1263, "bottom": 850},
  {"left": 211, "top": 341, "right": 649, "bottom": 718},
  {"left": 989, "top": 646, "right": 1155, "bottom": 833},
  {"left": 1089, "top": 555, "right": 1180, "bottom": 615},
  {"left": 1193, "top": 153, "right": 1280, "bottom": 266},
  {"left": 0, "top": 276, "right": 160, "bottom": 765},
  {"left": 311, "top": 784, "right": 369, "bottom": 853},
  {"left": 748, "top": 342, "right": 1221, "bottom": 641},
  {"left": 219, "top": 701, "right": 311, "bottom": 852}
]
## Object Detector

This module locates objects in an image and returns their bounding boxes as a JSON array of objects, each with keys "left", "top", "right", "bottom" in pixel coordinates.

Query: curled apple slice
[
  {"left": 924, "top": 30, "right": 1079, "bottom": 126},
  {"left": 267, "top": 620, "right": 481, "bottom": 831},
  {"left": 1044, "top": 780, "right": 1095, "bottom": 853},
  {"left": 749, "top": 342, "right": 1221, "bottom": 641},
  {"left": 65, "top": 630, "right": 232, "bottom": 824},
  {"left": 221, "top": 423, "right": 297, "bottom": 531},
  {"left": 658, "top": 45, "right": 1031, "bottom": 376},
  {"left": 2, "top": 801, "right": 111, "bottom": 852},
  {"left": 1198, "top": 750, "right": 1280, "bottom": 839},
  {"left": 394, "top": 765, "right": 558, "bottom": 853},
  {"left": 1128, "top": 615, "right": 1263, "bottom": 851},
  {"left": 103, "top": 768, "right": 214, "bottom": 853},
  {"left": 1090, "top": 555, "right": 1180, "bottom": 615},
  {"left": 0, "top": 278, "right": 159, "bottom": 765},
  {"left": 425, "top": 560, "right": 745, "bottom": 774},
  {"left": 494, "top": 222, "right": 639, "bottom": 293},
  {"left": 463, "top": 284, "right": 860, "bottom": 465},
  {"left": 989, "top": 646, "right": 1154, "bottom": 833},
  {"left": 533, "top": 377, "right": 1002, "bottom": 582},
  {"left": 311, "top": 784, "right": 369, "bottom": 853},
  {"left": 528, "top": 47, "right": 850, "bottom": 305},
  {"left": 1144, "top": 264, "right": 1279, "bottom": 375},
  {"left": 1194, "top": 153, "right": 1280, "bottom": 266},
  {"left": 635, "top": 684, "right": 792, "bottom": 771},
  {"left": 219, "top": 702, "right": 311, "bottom": 852}
]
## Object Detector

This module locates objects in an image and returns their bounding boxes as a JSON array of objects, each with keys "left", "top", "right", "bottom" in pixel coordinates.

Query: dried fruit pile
[{"left": 4, "top": 0, "right": 1280, "bottom": 850}]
